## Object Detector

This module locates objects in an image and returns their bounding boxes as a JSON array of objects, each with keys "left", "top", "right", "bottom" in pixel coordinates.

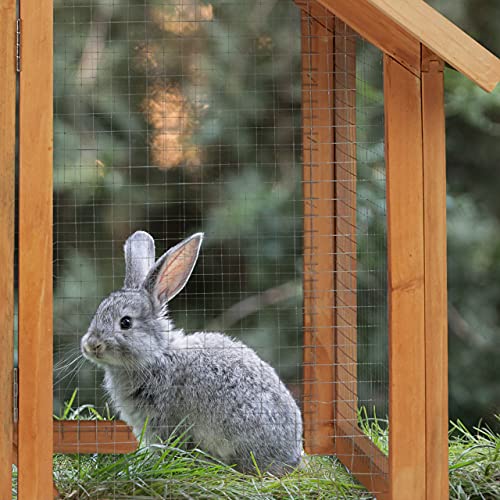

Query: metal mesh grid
[{"left": 53, "top": 0, "right": 388, "bottom": 494}]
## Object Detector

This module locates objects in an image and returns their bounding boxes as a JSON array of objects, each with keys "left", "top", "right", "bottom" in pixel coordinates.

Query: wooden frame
[
  {"left": 297, "top": 1, "right": 457, "bottom": 498},
  {"left": 3, "top": 0, "right": 497, "bottom": 499},
  {"left": 300, "top": 4, "right": 389, "bottom": 495}
]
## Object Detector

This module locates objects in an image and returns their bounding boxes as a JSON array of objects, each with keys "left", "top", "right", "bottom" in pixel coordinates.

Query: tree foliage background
[{"left": 48, "top": 0, "right": 500, "bottom": 430}]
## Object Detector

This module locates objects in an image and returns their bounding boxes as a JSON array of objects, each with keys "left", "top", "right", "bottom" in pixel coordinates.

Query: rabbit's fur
[{"left": 81, "top": 231, "right": 303, "bottom": 475}]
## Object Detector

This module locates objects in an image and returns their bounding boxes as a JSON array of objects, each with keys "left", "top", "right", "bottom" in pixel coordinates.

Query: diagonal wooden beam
[
  {"left": 310, "top": 0, "right": 421, "bottom": 76},
  {"left": 365, "top": 0, "right": 500, "bottom": 92}
]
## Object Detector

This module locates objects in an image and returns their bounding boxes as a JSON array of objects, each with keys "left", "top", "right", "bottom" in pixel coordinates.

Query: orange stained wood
[
  {"left": 332, "top": 17, "right": 358, "bottom": 442},
  {"left": 335, "top": 422, "right": 389, "bottom": 498},
  {"left": 314, "top": 0, "right": 421, "bottom": 76},
  {"left": 13, "top": 421, "right": 137, "bottom": 459},
  {"left": 301, "top": 6, "right": 336, "bottom": 455},
  {"left": 18, "top": 0, "right": 54, "bottom": 498},
  {"left": 384, "top": 54, "right": 427, "bottom": 500},
  {"left": 0, "top": 0, "right": 16, "bottom": 497},
  {"left": 53, "top": 421, "right": 138, "bottom": 454},
  {"left": 365, "top": 0, "right": 500, "bottom": 92},
  {"left": 421, "top": 46, "right": 449, "bottom": 500},
  {"left": 294, "top": 0, "right": 334, "bottom": 33}
]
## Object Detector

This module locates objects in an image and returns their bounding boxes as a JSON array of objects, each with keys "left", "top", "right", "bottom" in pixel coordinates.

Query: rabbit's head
[{"left": 81, "top": 231, "right": 203, "bottom": 367}]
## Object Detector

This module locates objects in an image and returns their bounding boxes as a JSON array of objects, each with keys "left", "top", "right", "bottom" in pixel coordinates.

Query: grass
[
  {"left": 448, "top": 418, "right": 500, "bottom": 499},
  {"left": 12, "top": 398, "right": 500, "bottom": 499},
  {"left": 51, "top": 441, "right": 369, "bottom": 499}
]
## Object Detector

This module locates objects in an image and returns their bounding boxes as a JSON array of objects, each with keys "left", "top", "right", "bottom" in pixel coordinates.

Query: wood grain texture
[
  {"left": 18, "top": 0, "right": 53, "bottom": 498},
  {"left": 301, "top": 8, "right": 336, "bottom": 455},
  {"left": 384, "top": 55, "right": 427, "bottom": 500},
  {"left": 421, "top": 46, "right": 449, "bottom": 500},
  {"left": 313, "top": 0, "right": 421, "bottom": 76},
  {"left": 0, "top": 0, "right": 16, "bottom": 496},
  {"left": 332, "top": 18, "right": 358, "bottom": 438},
  {"left": 53, "top": 421, "right": 138, "bottom": 454},
  {"left": 294, "top": 0, "right": 334, "bottom": 33},
  {"left": 365, "top": 0, "right": 500, "bottom": 92},
  {"left": 14, "top": 421, "right": 137, "bottom": 458},
  {"left": 335, "top": 422, "right": 389, "bottom": 498}
]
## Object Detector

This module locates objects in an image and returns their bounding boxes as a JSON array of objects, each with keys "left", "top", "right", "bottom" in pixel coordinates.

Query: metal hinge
[
  {"left": 13, "top": 367, "right": 18, "bottom": 423},
  {"left": 16, "top": 18, "right": 22, "bottom": 72}
]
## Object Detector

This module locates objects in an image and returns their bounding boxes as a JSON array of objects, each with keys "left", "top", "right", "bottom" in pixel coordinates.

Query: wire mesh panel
[
  {"left": 53, "top": 0, "right": 387, "bottom": 496},
  {"left": 299, "top": 2, "right": 388, "bottom": 494}
]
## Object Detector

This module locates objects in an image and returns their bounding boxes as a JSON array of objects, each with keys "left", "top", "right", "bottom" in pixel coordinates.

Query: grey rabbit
[{"left": 81, "top": 231, "right": 303, "bottom": 475}]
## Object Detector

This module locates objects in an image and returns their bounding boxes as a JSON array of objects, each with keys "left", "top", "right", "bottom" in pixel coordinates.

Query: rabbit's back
[{"left": 170, "top": 332, "right": 303, "bottom": 473}]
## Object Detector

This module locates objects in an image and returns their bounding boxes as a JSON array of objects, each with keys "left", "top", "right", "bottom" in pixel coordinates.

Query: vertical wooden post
[
  {"left": 421, "top": 46, "right": 448, "bottom": 500},
  {"left": 18, "top": 0, "right": 53, "bottom": 497},
  {"left": 332, "top": 18, "right": 357, "bottom": 434},
  {"left": 384, "top": 54, "right": 427, "bottom": 500},
  {"left": 0, "top": 0, "right": 17, "bottom": 497},
  {"left": 301, "top": 6, "right": 336, "bottom": 455}
]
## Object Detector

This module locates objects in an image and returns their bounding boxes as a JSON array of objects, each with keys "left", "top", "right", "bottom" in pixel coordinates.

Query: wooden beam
[
  {"left": 18, "top": 0, "right": 53, "bottom": 498},
  {"left": 53, "top": 421, "right": 138, "bottom": 454},
  {"left": 384, "top": 55, "right": 427, "bottom": 500},
  {"left": 14, "top": 421, "right": 137, "bottom": 458},
  {"left": 365, "top": 0, "right": 500, "bottom": 92},
  {"left": 335, "top": 422, "right": 389, "bottom": 497},
  {"left": 301, "top": 6, "right": 336, "bottom": 455},
  {"left": 421, "top": 46, "right": 449, "bottom": 500},
  {"left": 311, "top": 0, "right": 421, "bottom": 76},
  {"left": 332, "top": 17, "right": 358, "bottom": 443},
  {"left": 0, "top": 0, "right": 16, "bottom": 497}
]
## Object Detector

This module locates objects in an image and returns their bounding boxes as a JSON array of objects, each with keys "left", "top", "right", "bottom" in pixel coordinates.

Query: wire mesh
[{"left": 53, "top": 0, "right": 388, "bottom": 495}]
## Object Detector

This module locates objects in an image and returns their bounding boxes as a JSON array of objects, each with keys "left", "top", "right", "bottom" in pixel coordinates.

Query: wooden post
[
  {"left": 18, "top": 0, "right": 53, "bottom": 497},
  {"left": 421, "top": 46, "right": 448, "bottom": 500},
  {"left": 332, "top": 17, "right": 358, "bottom": 436},
  {"left": 384, "top": 54, "right": 427, "bottom": 500},
  {"left": 0, "top": 0, "right": 17, "bottom": 497},
  {"left": 301, "top": 5, "right": 336, "bottom": 455}
]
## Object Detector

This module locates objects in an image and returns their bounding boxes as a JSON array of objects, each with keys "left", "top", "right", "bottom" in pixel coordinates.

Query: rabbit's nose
[{"left": 83, "top": 338, "right": 105, "bottom": 356}]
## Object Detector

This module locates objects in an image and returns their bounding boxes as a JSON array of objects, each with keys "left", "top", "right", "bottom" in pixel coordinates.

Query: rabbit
[{"left": 81, "top": 231, "right": 303, "bottom": 475}]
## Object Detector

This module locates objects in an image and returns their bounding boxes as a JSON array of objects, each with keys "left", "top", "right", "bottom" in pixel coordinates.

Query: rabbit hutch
[{"left": 1, "top": 0, "right": 500, "bottom": 498}]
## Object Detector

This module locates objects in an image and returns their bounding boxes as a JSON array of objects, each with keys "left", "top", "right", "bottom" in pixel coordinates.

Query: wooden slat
[
  {"left": 53, "top": 421, "right": 138, "bottom": 454},
  {"left": 365, "top": 0, "right": 500, "bottom": 92},
  {"left": 312, "top": 0, "right": 421, "bottom": 76},
  {"left": 0, "top": 0, "right": 16, "bottom": 497},
  {"left": 384, "top": 55, "right": 426, "bottom": 500},
  {"left": 335, "top": 422, "right": 389, "bottom": 497},
  {"left": 421, "top": 46, "right": 449, "bottom": 500},
  {"left": 18, "top": 0, "right": 53, "bottom": 498},
  {"left": 332, "top": 18, "right": 358, "bottom": 435},
  {"left": 301, "top": 7, "right": 336, "bottom": 455},
  {"left": 14, "top": 421, "right": 137, "bottom": 458}
]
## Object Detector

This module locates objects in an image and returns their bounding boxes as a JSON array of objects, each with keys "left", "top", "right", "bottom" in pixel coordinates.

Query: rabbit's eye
[{"left": 120, "top": 316, "right": 132, "bottom": 330}]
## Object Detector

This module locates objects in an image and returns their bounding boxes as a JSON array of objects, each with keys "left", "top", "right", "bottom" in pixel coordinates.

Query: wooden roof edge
[{"left": 363, "top": 0, "right": 500, "bottom": 92}]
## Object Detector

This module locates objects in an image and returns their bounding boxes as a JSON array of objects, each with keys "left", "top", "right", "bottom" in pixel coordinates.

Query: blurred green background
[{"left": 46, "top": 0, "right": 500, "bottom": 430}]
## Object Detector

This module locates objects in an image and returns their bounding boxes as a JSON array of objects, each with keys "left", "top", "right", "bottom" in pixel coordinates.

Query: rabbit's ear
[
  {"left": 144, "top": 233, "right": 203, "bottom": 304},
  {"left": 124, "top": 231, "right": 156, "bottom": 288}
]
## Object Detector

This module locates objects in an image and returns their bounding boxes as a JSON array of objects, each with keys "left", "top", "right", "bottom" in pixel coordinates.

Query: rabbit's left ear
[
  {"left": 144, "top": 233, "right": 204, "bottom": 304},
  {"left": 124, "top": 231, "right": 156, "bottom": 289}
]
